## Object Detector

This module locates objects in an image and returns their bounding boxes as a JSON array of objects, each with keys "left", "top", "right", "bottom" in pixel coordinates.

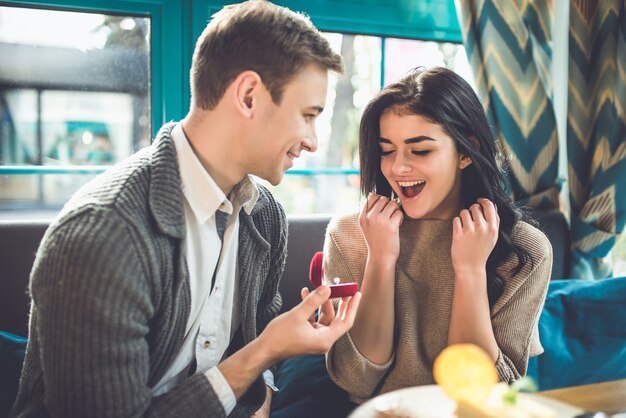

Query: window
[{"left": 0, "top": 5, "right": 150, "bottom": 211}]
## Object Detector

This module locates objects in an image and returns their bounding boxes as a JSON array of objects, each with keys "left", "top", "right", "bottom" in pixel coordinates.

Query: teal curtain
[
  {"left": 459, "top": 0, "right": 626, "bottom": 279},
  {"left": 567, "top": 0, "right": 626, "bottom": 278},
  {"left": 458, "top": 0, "right": 561, "bottom": 209}
]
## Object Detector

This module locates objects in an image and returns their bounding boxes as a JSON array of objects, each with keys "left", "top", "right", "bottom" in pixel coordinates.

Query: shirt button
[{"left": 203, "top": 340, "right": 210, "bottom": 349}]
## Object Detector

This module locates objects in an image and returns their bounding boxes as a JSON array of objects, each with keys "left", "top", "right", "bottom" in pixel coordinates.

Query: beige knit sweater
[{"left": 324, "top": 213, "right": 552, "bottom": 401}]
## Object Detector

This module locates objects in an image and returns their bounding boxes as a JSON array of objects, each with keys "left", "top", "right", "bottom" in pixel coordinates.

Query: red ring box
[{"left": 309, "top": 251, "right": 358, "bottom": 298}]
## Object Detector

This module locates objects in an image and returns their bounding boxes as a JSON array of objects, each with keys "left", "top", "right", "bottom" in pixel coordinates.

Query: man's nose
[{"left": 302, "top": 128, "right": 318, "bottom": 153}]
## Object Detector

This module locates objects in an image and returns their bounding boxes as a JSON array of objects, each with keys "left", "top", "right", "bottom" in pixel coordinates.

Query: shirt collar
[{"left": 172, "top": 123, "right": 259, "bottom": 223}]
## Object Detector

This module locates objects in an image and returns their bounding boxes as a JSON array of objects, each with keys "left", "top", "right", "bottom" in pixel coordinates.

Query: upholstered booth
[{"left": 2, "top": 209, "right": 625, "bottom": 417}]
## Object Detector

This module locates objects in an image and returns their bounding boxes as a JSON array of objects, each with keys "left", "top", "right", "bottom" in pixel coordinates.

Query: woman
[{"left": 324, "top": 67, "right": 552, "bottom": 402}]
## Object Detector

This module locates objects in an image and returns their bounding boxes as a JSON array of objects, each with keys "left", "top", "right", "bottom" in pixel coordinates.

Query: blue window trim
[{"left": 201, "top": 0, "right": 462, "bottom": 43}]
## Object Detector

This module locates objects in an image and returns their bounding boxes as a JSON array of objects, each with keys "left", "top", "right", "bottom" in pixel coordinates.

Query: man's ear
[{"left": 232, "top": 71, "right": 263, "bottom": 118}]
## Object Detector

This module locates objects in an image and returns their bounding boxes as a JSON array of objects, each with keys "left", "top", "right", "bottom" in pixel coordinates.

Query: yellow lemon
[{"left": 433, "top": 344, "right": 498, "bottom": 404}]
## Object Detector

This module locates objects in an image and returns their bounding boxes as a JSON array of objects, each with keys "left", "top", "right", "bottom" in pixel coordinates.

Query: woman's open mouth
[{"left": 397, "top": 180, "right": 425, "bottom": 199}]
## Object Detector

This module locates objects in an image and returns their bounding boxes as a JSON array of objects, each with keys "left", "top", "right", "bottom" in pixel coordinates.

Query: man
[{"left": 11, "top": 1, "right": 360, "bottom": 417}]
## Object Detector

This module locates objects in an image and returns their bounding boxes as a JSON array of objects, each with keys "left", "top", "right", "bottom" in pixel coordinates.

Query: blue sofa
[{"left": 1, "top": 210, "right": 625, "bottom": 417}]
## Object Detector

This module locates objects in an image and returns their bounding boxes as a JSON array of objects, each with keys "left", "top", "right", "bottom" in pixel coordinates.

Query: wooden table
[{"left": 538, "top": 378, "right": 626, "bottom": 414}]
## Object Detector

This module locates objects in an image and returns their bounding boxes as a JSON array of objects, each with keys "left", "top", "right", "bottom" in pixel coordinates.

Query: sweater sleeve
[
  {"left": 323, "top": 217, "right": 394, "bottom": 399},
  {"left": 490, "top": 224, "right": 553, "bottom": 383},
  {"left": 27, "top": 209, "right": 229, "bottom": 418}
]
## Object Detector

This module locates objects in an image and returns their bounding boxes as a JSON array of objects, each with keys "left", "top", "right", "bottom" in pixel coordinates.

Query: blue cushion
[
  {"left": 0, "top": 331, "right": 27, "bottom": 417},
  {"left": 270, "top": 355, "right": 356, "bottom": 418},
  {"left": 527, "top": 276, "right": 626, "bottom": 390}
]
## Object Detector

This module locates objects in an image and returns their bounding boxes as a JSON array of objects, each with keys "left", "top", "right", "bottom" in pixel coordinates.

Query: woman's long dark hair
[{"left": 359, "top": 67, "right": 533, "bottom": 306}]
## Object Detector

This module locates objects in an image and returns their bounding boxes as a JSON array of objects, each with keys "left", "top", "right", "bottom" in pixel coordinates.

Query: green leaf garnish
[{"left": 501, "top": 376, "right": 539, "bottom": 406}]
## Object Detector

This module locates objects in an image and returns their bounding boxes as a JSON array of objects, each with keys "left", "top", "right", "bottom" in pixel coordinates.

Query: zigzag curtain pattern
[
  {"left": 459, "top": 0, "right": 626, "bottom": 279},
  {"left": 568, "top": 0, "right": 626, "bottom": 278},
  {"left": 458, "top": 0, "right": 560, "bottom": 209}
]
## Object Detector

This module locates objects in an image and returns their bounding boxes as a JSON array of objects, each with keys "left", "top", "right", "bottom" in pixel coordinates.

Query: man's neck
[{"left": 181, "top": 110, "right": 244, "bottom": 196}]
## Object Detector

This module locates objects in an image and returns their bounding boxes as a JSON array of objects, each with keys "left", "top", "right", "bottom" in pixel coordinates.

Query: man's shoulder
[
  {"left": 250, "top": 183, "right": 286, "bottom": 222},
  {"left": 59, "top": 123, "right": 181, "bottom": 229},
  {"left": 59, "top": 148, "right": 154, "bottom": 220}
]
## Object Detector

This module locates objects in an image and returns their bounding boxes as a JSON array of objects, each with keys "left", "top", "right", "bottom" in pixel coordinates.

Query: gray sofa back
[{"left": 0, "top": 209, "right": 569, "bottom": 338}]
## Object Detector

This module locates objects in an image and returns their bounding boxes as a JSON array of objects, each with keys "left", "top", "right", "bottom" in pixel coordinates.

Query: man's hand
[
  {"left": 258, "top": 285, "right": 361, "bottom": 363},
  {"left": 218, "top": 285, "right": 360, "bottom": 400}
]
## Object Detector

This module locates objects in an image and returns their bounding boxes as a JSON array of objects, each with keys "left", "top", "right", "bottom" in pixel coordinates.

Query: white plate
[{"left": 348, "top": 385, "right": 584, "bottom": 418}]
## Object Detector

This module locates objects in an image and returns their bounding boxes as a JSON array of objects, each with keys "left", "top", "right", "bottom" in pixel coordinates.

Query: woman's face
[{"left": 378, "top": 111, "right": 471, "bottom": 220}]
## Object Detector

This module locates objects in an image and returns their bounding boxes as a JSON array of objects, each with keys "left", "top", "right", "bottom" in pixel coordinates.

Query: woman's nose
[{"left": 392, "top": 152, "right": 411, "bottom": 174}]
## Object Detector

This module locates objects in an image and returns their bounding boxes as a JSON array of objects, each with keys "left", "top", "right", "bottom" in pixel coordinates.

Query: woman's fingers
[
  {"left": 459, "top": 208, "right": 474, "bottom": 230},
  {"left": 477, "top": 198, "right": 497, "bottom": 225},
  {"left": 390, "top": 206, "right": 404, "bottom": 227},
  {"left": 366, "top": 192, "right": 381, "bottom": 212},
  {"left": 452, "top": 216, "right": 462, "bottom": 235},
  {"left": 371, "top": 195, "right": 391, "bottom": 214},
  {"left": 469, "top": 203, "right": 486, "bottom": 225}
]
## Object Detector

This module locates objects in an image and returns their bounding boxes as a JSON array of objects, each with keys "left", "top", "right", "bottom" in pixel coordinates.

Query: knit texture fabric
[
  {"left": 11, "top": 122, "right": 288, "bottom": 418},
  {"left": 324, "top": 214, "right": 552, "bottom": 401}
]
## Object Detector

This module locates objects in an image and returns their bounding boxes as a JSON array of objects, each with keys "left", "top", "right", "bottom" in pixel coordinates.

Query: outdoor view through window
[{"left": 0, "top": 6, "right": 150, "bottom": 212}]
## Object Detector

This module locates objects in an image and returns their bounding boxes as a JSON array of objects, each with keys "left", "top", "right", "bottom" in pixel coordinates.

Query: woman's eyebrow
[{"left": 378, "top": 135, "right": 436, "bottom": 144}]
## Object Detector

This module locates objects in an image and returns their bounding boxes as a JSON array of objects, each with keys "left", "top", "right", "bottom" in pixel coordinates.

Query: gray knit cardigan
[{"left": 11, "top": 123, "right": 288, "bottom": 418}]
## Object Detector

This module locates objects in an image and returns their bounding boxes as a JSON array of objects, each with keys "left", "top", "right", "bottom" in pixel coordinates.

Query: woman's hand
[
  {"left": 358, "top": 193, "right": 404, "bottom": 265},
  {"left": 448, "top": 198, "right": 500, "bottom": 360},
  {"left": 451, "top": 198, "right": 499, "bottom": 277}
]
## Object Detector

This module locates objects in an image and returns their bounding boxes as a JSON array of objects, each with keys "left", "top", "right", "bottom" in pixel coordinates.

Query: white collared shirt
[{"left": 151, "top": 124, "right": 271, "bottom": 414}]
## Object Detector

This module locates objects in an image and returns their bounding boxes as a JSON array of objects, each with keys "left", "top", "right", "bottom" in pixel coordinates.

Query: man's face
[{"left": 249, "top": 64, "right": 329, "bottom": 185}]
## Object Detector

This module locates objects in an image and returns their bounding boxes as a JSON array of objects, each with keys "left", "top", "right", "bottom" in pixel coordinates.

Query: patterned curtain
[
  {"left": 568, "top": 1, "right": 626, "bottom": 278},
  {"left": 458, "top": 0, "right": 560, "bottom": 209},
  {"left": 459, "top": 0, "right": 626, "bottom": 279}
]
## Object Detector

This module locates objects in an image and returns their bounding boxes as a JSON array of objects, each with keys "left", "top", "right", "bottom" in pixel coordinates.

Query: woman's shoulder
[
  {"left": 325, "top": 212, "right": 367, "bottom": 256},
  {"left": 511, "top": 220, "right": 552, "bottom": 259},
  {"left": 327, "top": 212, "right": 361, "bottom": 235},
  {"left": 324, "top": 212, "right": 367, "bottom": 278}
]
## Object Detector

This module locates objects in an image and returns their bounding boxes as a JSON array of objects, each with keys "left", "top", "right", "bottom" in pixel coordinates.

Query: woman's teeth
[{"left": 398, "top": 180, "right": 425, "bottom": 187}]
